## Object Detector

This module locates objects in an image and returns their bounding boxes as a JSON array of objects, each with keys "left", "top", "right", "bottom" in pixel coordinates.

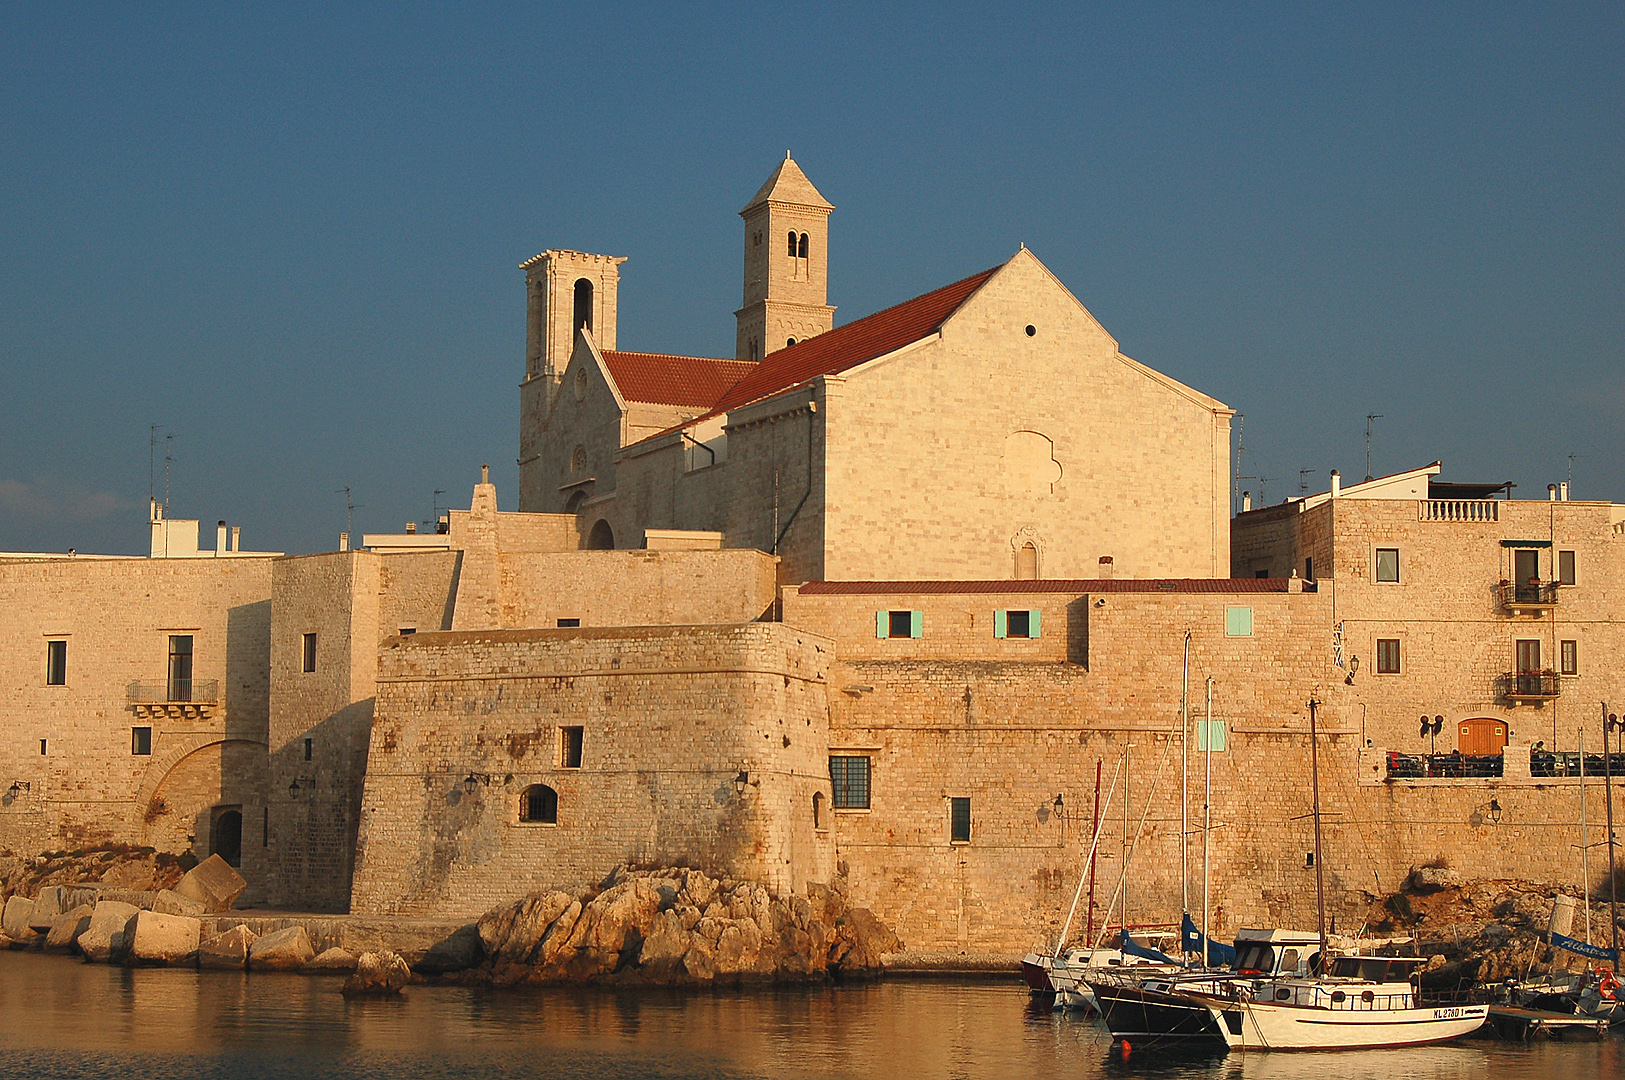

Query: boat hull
[
  {"left": 1089, "top": 983, "right": 1231, "bottom": 1044},
  {"left": 1187, "top": 994, "right": 1488, "bottom": 1051}
]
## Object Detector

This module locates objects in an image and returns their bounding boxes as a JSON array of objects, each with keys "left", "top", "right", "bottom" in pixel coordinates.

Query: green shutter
[
  {"left": 1197, "top": 720, "right": 1228, "bottom": 752},
  {"left": 910, "top": 610, "right": 923, "bottom": 638},
  {"left": 1029, "top": 609, "right": 1041, "bottom": 638},
  {"left": 876, "top": 611, "right": 888, "bottom": 639},
  {"left": 994, "top": 610, "right": 1007, "bottom": 638},
  {"left": 1226, "top": 606, "right": 1253, "bottom": 637}
]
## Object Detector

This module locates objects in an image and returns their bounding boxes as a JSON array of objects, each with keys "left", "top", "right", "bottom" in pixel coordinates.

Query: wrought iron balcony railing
[
  {"left": 1497, "top": 670, "right": 1560, "bottom": 701},
  {"left": 126, "top": 679, "right": 219, "bottom": 705},
  {"left": 1497, "top": 580, "right": 1559, "bottom": 610}
]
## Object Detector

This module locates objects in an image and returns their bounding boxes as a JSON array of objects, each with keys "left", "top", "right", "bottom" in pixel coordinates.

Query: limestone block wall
[
  {"left": 784, "top": 585, "right": 1076, "bottom": 662},
  {"left": 260, "top": 550, "right": 459, "bottom": 910},
  {"left": 821, "top": 253, "right": 1232, "bottom": 582},
  {"left": 349, "top": 623, "right": 834, "bottom": 918},
  {"left": 0, "top": 557, "right": 270, "bottom": 862},
  {"left": 497, "top": 550, "right": 778, "bottom": 628},
  {"left": 526, "top": 334, "right": 630, "bottom": 516}
]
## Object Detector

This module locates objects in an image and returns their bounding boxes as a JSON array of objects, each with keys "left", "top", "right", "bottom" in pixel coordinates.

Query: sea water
[{"left": 0, "top": 952, "right": 1617, "bottom": 1079}]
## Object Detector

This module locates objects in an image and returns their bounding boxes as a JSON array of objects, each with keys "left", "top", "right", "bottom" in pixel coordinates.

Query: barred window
[
  {"left": 520, "top": 784, "right": 558, "bottom": 824},
  {"left": 829, "top": 755, "right": 870, "bottom": 809}
]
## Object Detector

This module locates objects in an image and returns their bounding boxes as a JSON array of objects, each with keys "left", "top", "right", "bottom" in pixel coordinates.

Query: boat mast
[
  {"left": 1054, "top": 757, "right": 1121, "bottom": 954},
  {"left": 1309, "top": 696, "right": 1327, "bottom": 964},
  {"left": 1605, "top": 701, "right": 1619, "bottom": 965},
  {"left": 1203, "top": 676, "right": 1214, "bottom": 966},
  {"left": 1123, "top": 743, "right": 1131, "bottom": 934},
  {"left": 1580, "top": 722, "right": 1590, "bottom": 945},
  {"left": 1181, "top": 629, "right": 1191, "bottom": 941},
  {"left": 1087, "top": 759, "right": 1102, "bottom": 948}
]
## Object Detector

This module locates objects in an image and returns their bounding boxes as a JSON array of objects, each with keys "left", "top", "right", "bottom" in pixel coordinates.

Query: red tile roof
[
  {"left": 707, "top": 266, "right": 998, "bottom": 418},
  {"left": 601, "top": 351, "right": 758, "bottom": 408},
  {"left": 796, "top": 579, "right": 1310, "bottom": 595}
]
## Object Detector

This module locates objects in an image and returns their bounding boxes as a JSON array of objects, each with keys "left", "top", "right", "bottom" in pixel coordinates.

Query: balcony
[
  {"left": 126, "top": 679, "right": 219, "bottom": 719},
  {"left": 1386, "top": 751, "right": 1504, "bottom": 779},
  {"left": 1419, "top": 499, "right": 1499, "bottom": 522},
  {"left": 1497, "top": 670, "right": 1560, "bottom": 703},
  {"left": 1497, "top": 580, "right": 1558, "bottom": 614},
  {"left": 1532, "top": 751, "right": 1625, "bottom": 778}
]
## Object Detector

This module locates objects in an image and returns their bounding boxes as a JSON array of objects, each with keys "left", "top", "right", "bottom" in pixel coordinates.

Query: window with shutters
[
  {"left": 995, "top": 609, "right": 1041, "bottom": 639},
  {"left": 877, "top": 610, "right": 923, "bottom": 639}
]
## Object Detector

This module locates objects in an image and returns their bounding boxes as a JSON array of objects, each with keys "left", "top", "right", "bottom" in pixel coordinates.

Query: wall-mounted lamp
[
  {"left": 1093, "top": 598, "right": 1107, "bottom": 608},
  {"left": 1487, "top": 799, "right": 1503, "bottom": 825},
  {"left": 463, "top": 773, "right": 494, "bottom": 794},
  {"left": 1344, "top": 655, "right": 1360, "bottom": 685},
  {"left": 288, "top": 777, "right": 311, "bottom": 796},
  {"left": 7, "top": 781, "right": 30, "bottom": 798},
  {"left": 1053, "top": 793, "right": 1064, "bottom": 812},
  {"left": 733, "top": 770, "right": 751, "bottom": 795}
]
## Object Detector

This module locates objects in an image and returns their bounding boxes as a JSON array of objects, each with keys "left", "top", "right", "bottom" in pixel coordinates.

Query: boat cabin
[{"left": 1230, "top": 929, "right": 1325, "bottom": 976}]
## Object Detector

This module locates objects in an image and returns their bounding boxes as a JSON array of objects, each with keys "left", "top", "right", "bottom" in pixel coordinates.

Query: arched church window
[
  {"left": 786, "top": 338, "right": 796, "bottom": 347},
  {"left": 1016, "top": 542, "right": 1039, "bottom": 580},
  {"left": 788, "top": 231, "right": 798, "bottom": 257},
  {"left": 520, "top": 784, "right": 558, "bottom": 824},
  {"left": 571, "top": 445, "right": 587, "bottom": 475},
  {"left": 564, "top": 490, "right": 586, "bottom": 514},
  {"left": 749, "top": 338, "right": 759, "bottom": 362},
  {"left": 587, "top": 519, "right": 615, "bottom": 550},
  {"left": 813, "top": 791, "right": 825, "bottom": 830},
  {"left": 573, "top": 278, "right": 593, "bottom": 332},
  {"left": 798, "top": 233, "right": 809, "bottom": 259}
]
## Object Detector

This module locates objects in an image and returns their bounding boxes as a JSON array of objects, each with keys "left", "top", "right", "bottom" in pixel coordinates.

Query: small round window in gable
[{"left": 1025, "top": 325, "right": 1036, "bottom": 337}]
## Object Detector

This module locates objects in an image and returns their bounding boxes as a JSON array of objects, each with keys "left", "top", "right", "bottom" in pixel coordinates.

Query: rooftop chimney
[
  {"left": 216, "top": 520, "right": 228, "bottom": 554},
  {"left": 1548, "top": 483, "right": 1558, "bottom": 501},
  {"left": 405, "top": 522, "right": 417, "bottom": 534},
  {"left": 1330, "top": 470, "right": 1341, "bottom": 498},
  {"left": 1559, "top": 481, "right": 1569, "bottom": 501},
  {"left": 339, "top": 532, "right": 349, "bottom": 552},
  {"left": 230, "top": 526, "right": 240, "bottom": 551},
  {"left": 481, "top": 463, "right": 490, "bottom": 484},
  {"left": 1241, "top": 491, "right": 1252, "bottom": 513}
]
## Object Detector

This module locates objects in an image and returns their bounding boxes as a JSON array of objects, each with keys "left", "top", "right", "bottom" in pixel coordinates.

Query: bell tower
[
  {"left": 736, "top": 153, "right": 835, "bottom": 362},
  {"left": 518, "top": 249, "right": 625, "bottom": 511}
]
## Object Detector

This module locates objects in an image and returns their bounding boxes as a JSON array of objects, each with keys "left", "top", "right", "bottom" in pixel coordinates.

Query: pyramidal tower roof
[{"left": 740, "top": 151, "right": 834, "bottom": 215}]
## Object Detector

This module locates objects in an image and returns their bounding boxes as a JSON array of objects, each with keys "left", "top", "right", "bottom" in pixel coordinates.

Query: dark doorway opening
[{"left": 212, "top": 808, "right": 243, "bottom": 867}]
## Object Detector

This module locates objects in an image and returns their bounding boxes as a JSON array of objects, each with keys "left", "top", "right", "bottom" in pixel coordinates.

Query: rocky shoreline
[{"left": 0, "top": 849, "right": 903, "bottom": 992}]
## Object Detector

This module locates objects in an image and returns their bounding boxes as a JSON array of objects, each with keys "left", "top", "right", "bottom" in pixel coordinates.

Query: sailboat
[{"left": 1090, "top": 696, "right": 1488, "bottom": 1050}]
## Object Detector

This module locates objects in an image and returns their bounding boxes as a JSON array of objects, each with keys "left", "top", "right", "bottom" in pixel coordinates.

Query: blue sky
[{"left": 2, "top": 3, "right": 1620, "bottom": 555}]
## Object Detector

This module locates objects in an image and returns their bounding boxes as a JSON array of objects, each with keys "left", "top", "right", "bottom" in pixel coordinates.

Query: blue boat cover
[
  {"left": 1552, "top": 931, "right": 1618, "bottom": 963},
  {"left": 1120, "top": 929, "right": 1178, "bottom": 964},
  {"left": 1180, "top": 913, "right": 1237, "bottom": 966}
]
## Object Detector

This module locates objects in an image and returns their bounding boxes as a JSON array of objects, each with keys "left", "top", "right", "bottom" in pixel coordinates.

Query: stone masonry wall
[
  {"left": 0, "top": 557, "right": 270, "bottom": 863},
  {"left": 497, "top": 549, "right": 779, "bottom": 628},
  {"left": 349, "top": 623, "right": 834, "bottom": 919}
]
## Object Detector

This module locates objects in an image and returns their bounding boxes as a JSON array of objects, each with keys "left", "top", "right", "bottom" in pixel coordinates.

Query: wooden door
[{"left": 1458, "top": 717, "right": 1508, "bottom": 756}]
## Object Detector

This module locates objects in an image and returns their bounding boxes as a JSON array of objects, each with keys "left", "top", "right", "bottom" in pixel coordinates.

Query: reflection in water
[{"left": 0, "top": 953, "right": 1618, "bottom": 1079}]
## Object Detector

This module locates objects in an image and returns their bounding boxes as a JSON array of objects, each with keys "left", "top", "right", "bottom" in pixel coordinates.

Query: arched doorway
[
  {"left": 1457, "top": 717, "right": 1508, "bottom": 756},
  {"left": 587, "top": 519, "right": 614, "bottom": 550},
  {"left": 211, "top": 807, "right": 243, "bottom": 867},
  {"left": 572, "top": 278, "right": 593, "bottom": 332}
]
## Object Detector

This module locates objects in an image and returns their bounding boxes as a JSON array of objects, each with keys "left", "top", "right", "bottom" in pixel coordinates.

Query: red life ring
[{"left": 1600, "top": 972, "right": 1620, "bottom": 998}]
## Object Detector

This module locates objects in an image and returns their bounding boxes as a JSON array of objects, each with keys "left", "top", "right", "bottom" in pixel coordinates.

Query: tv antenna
[
  {"left": 335, "top": 486, "right": 362, "bottom": 540},
  {"left": 163, "top": 433, "right": 176, "bottom": 512},
  {"left": 1567, "top": 453, "right": 1585, "bottom": 492},
  {"left": 1364, "top": 415, "right": 1383, "bottom": 481},
  {"left": 1299, "top": 469, "right": 1317, "bottom": 495},
  {"left": 422, "top": 489, "right": 448, "bottom": 529},
  {"left": 1232, "top": 414, "right": 1245, "bottom": 512}
]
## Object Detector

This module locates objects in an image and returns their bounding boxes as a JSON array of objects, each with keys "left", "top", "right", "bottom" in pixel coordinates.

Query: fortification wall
[
  {"left": 349, "top": 623, "right": 834, "bottom": 918},
  {"left": 497, "top": 549, "right": 778, "bottom": 628}
]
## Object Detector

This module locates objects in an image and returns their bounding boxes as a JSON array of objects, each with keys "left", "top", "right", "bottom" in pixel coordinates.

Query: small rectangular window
[
  {"left": 45, "top": 640, "right": 67, "bottom": 686},
  {"left": 1225, "top": 606, "right": 1253, "bottom": 637},
  {"left": 561, "top": 726, "right": 584, "bottom": 768},
  {"left": 950, "top": 797, "right": 971, "bottom": 843},
  {"left": 995, "top": 609, "right": 1041, "bottom": 639},
  {"left": 303, "top": 737, "right": 313, "bottom": 761},
  {"left": 556, "top": 618, "right": 581, "bottom": 628},
  {"left": 1375, "top": 548, "right": 1400, "bottom": 583},
  {"left": 1304, "top": 557, "right": 1314, "bottom": 581},
  {"left": 878, "top": 611, "right": 921, "bottom": 639},
  {"left": 1254, "top": 569, "right": 1270, "bottom": 579},
  {"left": 39, "top": 739, "right": 47, "bottom": 756},
  {"left": 829, "top": 756, "right": 871, "bottom": 809},
  {"left": 301, "top": 632, "right": 317, "bottom": 673},
  {"left": 1196, "top": 720, "right": 1227, "bottom": 752},
  {"left": 399, "top": 627, "right": 416, "bottom": 636},
  {"left": 1561, "top": 639, "right": 1578, "bottom": 676},
  {"left": 132, "top": 727, "right": 152, "bottom": 755},
  {"left": 1376, "top": 638, "right": 1400, "bottom": 674},
  {"left": 1558, "top": 550, "right": 1576, "bottom": 586}
]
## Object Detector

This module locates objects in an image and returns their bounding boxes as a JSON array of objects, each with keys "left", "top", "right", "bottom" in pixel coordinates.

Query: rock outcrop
[
  {"left": 77, "top": 901, "right": 140, "bottom": 963},
  {"left": 45, "top": 905, "right": 93, "bottom": 951},
  {"left": 129, "top": 910, "right": 201, "bottom": 965},
  {"left": 467, "top": 866, "right": 899, "bottom": 987},
  {"left": 172, "top": 855, "right": 246, "bottom": 914},
  {"left": 344, "top": 951, "right": 410, "bottom": 996}
]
